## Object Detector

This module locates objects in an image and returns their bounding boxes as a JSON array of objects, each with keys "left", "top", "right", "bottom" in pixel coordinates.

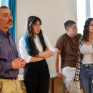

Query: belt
[
  {"left": 0, "top": 76, "right": 18, "bottom": 80},
  {"left": 81, "top": 63, "right": 93, "bottom": 68}
]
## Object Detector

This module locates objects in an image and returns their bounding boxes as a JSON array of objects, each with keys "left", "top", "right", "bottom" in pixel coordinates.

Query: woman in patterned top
[{"left": 74, "top": 18, "right": 93, "bottom": 93}]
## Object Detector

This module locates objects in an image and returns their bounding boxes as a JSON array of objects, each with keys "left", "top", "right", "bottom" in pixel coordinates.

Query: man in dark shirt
[
  {"left": 54, "top": 20, "right": 81, "bottom": 93},
  {"left": 0, "top": 6, "right": 26, "bottom": 93}
]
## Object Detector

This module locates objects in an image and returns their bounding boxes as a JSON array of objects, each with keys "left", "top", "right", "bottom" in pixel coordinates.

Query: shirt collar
[{"left": 0, "top": 29, "right": 10, "bottom": 37}]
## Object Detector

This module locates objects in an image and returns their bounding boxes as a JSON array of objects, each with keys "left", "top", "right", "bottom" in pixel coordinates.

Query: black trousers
[{"left": 24, "top": 59, "right": 50, "bottom": 93}]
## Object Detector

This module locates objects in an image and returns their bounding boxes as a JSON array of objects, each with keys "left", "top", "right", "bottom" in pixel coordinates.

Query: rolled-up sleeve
[
  {"left": 43, "top": 34, "right": 55, "bottom": 52},
  {"left": 0, "top": 62, "right": 12, "bottom": 76},
  {"left": 19, "top": 37, "right": 31, "bottom": 63}
]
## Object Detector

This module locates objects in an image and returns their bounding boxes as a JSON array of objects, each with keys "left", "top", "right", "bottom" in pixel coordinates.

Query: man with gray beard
[{"left": 0, "top": 6, "right": 26, "bottom": 93}]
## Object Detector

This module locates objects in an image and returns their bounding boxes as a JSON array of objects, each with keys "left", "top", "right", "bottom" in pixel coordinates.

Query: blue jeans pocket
[
  {"left": 80, "top": 65, "right": 85, "bottom": 76},
  {"left": 89, "top": 67, "right": 93, "bottom": 76}
]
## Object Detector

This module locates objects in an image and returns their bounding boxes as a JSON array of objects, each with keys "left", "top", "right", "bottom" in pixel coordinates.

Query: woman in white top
[
  {"left": 74, "top": 18, "right": 93, "bottom": 93},
  {"left": 19, "top": 16, "right": 54, "bottom": 93}
]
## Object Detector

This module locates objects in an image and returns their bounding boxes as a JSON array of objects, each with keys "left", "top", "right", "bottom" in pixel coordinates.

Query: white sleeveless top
[{"left": 80, "top": 43, "right": 93, "bottom": 64}]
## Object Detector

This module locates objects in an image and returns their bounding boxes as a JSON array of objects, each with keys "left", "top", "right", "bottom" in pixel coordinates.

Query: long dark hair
[
  {"left": 83, "top": 18, "right": 93, "bottom": 41},
  {"left": 26, "top": 16, "right": 47, "bottom": 56}
]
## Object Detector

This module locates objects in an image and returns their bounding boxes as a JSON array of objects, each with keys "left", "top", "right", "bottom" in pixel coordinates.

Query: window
[
  {"left": 77, "top": 0, "right": 93, "bottom": 34},
  {"left": 0, "top": 0, "right": 1, "bottom": 6},
  {"left": 0, "top": 0, "right": 8, "bottom": 6},
  {"left": 77, "top": 0, "right": 86, "bottom": 34},
  {"left": 90, "top": 0, "right": 93, "bottom": 17}
]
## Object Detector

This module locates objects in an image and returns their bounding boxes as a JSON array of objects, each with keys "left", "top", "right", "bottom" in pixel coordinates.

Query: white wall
[{"left": 16, "top": 0, "right": 77, "bottom": 73}]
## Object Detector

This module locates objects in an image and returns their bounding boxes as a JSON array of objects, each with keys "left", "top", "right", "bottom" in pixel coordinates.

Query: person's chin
[
  {"left": 90, "top": 30, "right": 93, "bottom": 33},
  {"left": 37, "top": 31, "right": 40, "bottom": 34},
  {"left": 7, "top": 25, "right": 13, "bottom": 29}
]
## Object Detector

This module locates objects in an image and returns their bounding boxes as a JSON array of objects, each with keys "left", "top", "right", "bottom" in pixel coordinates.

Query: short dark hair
[
  {"left": 0, "top": 6, "right": 8, "bottom": 9},
  {"left": 64, "top": 20, "right": 76, "bottom": 29}
]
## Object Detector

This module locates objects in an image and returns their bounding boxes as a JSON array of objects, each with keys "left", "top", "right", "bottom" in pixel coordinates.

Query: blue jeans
[{"left": 80, "top": 63, "right": 93, "bottom": 93}]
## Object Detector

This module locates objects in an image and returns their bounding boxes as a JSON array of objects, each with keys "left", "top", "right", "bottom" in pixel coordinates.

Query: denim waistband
[{"left": 81, "top": 63, "right": 93, "bottom": 68}]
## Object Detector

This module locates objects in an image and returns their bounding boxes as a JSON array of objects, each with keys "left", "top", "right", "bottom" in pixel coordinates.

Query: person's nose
[
  {"left": 37, "top": 26, "right": 40, "bottom": 29},
  {"left": 9, "top": 15, "right": 13, "bottom": 20}
]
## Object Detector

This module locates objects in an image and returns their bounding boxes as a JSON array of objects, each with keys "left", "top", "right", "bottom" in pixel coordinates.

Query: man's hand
[
  {"left": 19, "top": 58, "right": 26, "bottom": 68},
  {"left": 12, "top": 58, "right": 26, "bottom": 69},
  {"left": 56, "top": 72, "right": 63, "bottom": 79}
]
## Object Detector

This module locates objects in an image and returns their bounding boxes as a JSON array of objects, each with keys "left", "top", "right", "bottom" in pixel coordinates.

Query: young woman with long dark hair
[
  {"left": 74, "top": 18, "right": 93, "bottom": 93},
  {"left": 19, "top": 16, "right": 54, "bottom": 93}
]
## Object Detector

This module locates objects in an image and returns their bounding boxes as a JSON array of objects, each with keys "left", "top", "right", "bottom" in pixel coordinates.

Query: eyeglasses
[
  {"left": 89, "top": 24, "right": 93, "bottom": 26},
  {"left": 33, "top": 24, "right": 41, "bottom": 27}
]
